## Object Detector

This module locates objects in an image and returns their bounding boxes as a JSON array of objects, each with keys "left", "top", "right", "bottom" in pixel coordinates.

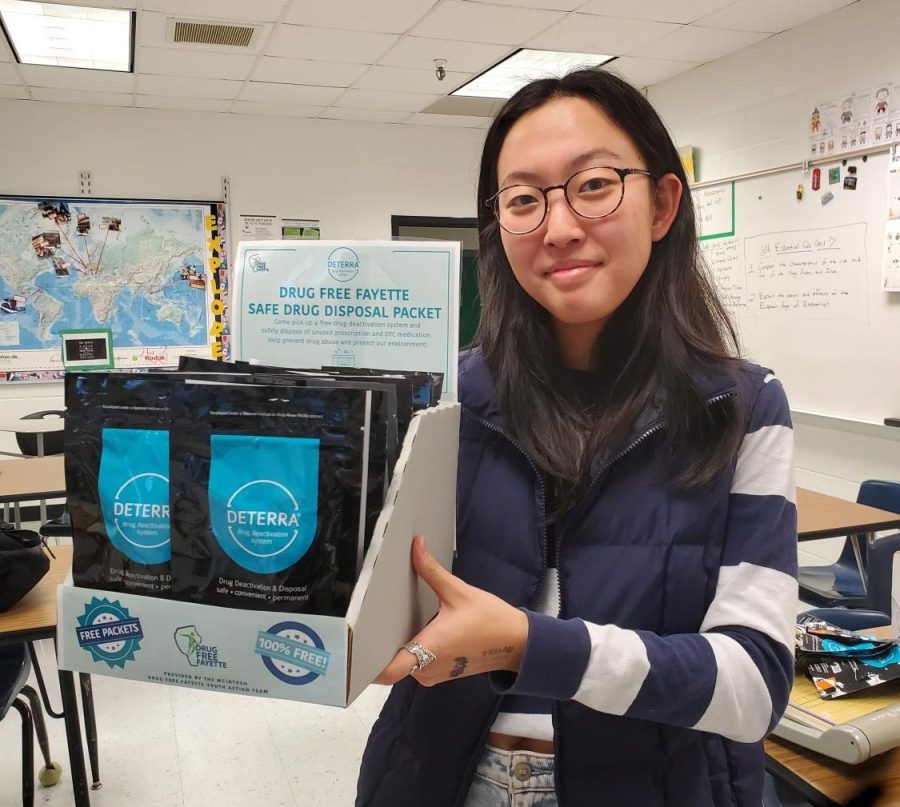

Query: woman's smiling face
[{"left": 496, "top": 95, "right": 681, "bottom": 367}]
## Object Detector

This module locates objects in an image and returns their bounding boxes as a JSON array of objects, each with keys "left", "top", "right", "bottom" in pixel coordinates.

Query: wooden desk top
[
  {"left": 0, "top": 544, "right": 71, "bottom": 642},
  {"left": 0, "top": 454, "right": 66, "bottom": 503},
  {"left": 797, "top": 487, "right": 900, "bottom": 540},
  {"left": 766, "top": 627, "right": 900, "bottom": 805}
]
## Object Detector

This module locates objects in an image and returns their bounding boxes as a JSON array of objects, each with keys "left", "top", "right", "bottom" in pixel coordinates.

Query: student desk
[
  {"left": 765, "top": 626, "right": 900, "bottom": 806},
  {"left": 0, "top": 545, "right": 94, "bottom": 807},
  {"left": 0, "top": 455, "right": 66, "bottom": 527},
  {"left": 796, "top": 487, "right": 900, "bottom": 590}
]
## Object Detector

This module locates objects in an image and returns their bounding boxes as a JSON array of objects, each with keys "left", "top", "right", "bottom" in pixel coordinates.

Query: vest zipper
[
  {"left": 466, "top": 391, "right": 733, "bottom": 806},
  {"left": 551, "top": 390, "right": 734, "bottom": 806}
]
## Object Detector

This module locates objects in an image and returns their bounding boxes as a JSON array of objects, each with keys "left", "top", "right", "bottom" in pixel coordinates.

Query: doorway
[{"left": 391, "top": 216, "right": 480, "bottom": 348}]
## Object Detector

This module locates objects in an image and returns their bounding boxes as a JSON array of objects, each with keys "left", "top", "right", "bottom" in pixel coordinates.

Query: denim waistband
[{"left": 476, "top": 744, "right": 555, "bottom": 792}]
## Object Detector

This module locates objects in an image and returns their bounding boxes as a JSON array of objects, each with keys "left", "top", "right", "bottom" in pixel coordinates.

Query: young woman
[{"left": 357, "top": 69, "right": 797, "bottom": 807}]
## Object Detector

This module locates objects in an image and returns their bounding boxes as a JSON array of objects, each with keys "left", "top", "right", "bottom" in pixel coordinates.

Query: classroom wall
[
  {"left": 648, "top": 0, "right": 900, "bottom": 500},
  {"left": 0, "top": 99, "right": 485, "bottom": 448},
  {"left": 3, "top": 0, "right": 897, "bottom": 497}
]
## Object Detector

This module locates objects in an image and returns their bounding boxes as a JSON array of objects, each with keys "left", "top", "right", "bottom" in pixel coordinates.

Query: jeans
[{"left": 463, "top": 745, "right": 557, "bottom": 807}]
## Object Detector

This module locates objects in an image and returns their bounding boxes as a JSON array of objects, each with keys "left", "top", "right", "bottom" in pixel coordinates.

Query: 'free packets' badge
[{"left": 76, "top": 597, "right": 143, "bottom": 669}]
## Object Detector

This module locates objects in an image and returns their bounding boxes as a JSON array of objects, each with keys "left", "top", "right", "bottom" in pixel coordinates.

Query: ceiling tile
[
  {"left": 631, "top": 25, "right": 769, "bottom": 63},
  {"left": 285, "top": 0, "right": 438, "bottom": 34},
  {"left": 406, "top": 112, "right": 490, "bottom": 127},
  {"left": 0, "top": 84, "right": 29, "bottom": 99},
  {"left": 453, "top": 0, "right": 581, "bottom": 10},
  {"left": 697, "top": 0, "right": 855, "bottom": 33},
  {"left": 410, "top": 2, "right": 565, "bottom": 45},
  {"left": 266, "top": 25, "right": 398, "bottom": 63},
  {"left": 0, "top": 33, "right": 14, "bottom": 62},
  {"left": 137, "top": 47, "right": 256, "bottom": 80},
  {"left": 0, "top": 63, "right": 20, "bottom": 84},
  {"left": 31, "top": 87, "right": 133, "bottom": 106},
  {"left": 137, "top": 74, "right": 243, "bottom": 99},
  {"left": 20, "top": 64, "right": 135, "bottom": 92},
  {"left": 606, "top": 56, "right": 698, "bottom": 88},
  {"left": 135, "top": 94, "right": 232, "bottom": 112},
  {"left": 238, "top": 82, "right": 343, "bottom": 105},
  {"left": 251, "top": 57, "right": 366, "bottom": 87},
  {"left": 354, "top": 65, "right": 471, "bottom": 94},
  {"left": 577, "top": 0, "right": 732, "bottom": 24},
  {"left": 319, "top": 106, "right": 410, "bottom": 123},
  {"left": 527, "top": 14, "right": 679, "bottom": 53},
  {"left": 378, "top": 36, "right": 511, "bottom": 73},
  {"left": 49, "top": 0, "right": 137, "bottom": 8},
  {"left": 141, "top": 0, "right": 287, "bottom": 23},
  {"left": 333, "top": 88, "right": 441, "bottom": 112},
  {"left": 230, "top": 100, "right": 326, "bottom": 117}
]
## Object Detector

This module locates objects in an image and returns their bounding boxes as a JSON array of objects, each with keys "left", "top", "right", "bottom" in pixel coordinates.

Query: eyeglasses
[{"left": 486, "top": 166, "right": 656, "bottom": 235}]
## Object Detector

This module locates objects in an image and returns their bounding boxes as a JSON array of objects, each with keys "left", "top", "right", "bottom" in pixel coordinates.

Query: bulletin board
[
  {"left": 696, "top": 149, "right": 900, "bottom": 423},
  {"left": 0, "top": 195, "right": 228, "bottom": 381}
]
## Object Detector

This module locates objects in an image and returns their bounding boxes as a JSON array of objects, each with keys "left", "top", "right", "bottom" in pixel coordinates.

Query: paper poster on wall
[
  {"left": 239, "top": 214, "right": 279, "bottom": 240},
  {"left": 232, "top": 240, "right": 460, "bottom": 400},
  {"left": 692, "top": 183, "right": 735, "bottom": 240},
  {"left": 281, "top": 218, "right": 320, "bottom": 240},
  {"left": 809, "top": 100, "right": 839, "bottom": 158},
  {"left": 882, "top": 147, "right": 900, "bottom": 290},
  {"left": 809, "top": 83, "right": 900, "bottom": 156},
  {"left": 0, "top": 196, "right": 228, "bottom": 381}
]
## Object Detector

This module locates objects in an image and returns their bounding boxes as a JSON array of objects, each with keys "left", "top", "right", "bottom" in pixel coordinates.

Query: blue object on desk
[{"left": 799, "top": 480, "right": 900, "bottom": 608}]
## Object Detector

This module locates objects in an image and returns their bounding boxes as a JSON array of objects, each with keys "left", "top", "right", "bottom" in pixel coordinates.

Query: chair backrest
[
  {"left": 846, "top": 480, "right": 900, "bottom": 569},
  {"left": 858, "top": 480, "right": 900, "bottom": 515},
  {"left": 14, "top": 411, "right": 64, "bottom": 457},
  {"left": 867, "top": 533, "right": 900, "bottom": 614}
]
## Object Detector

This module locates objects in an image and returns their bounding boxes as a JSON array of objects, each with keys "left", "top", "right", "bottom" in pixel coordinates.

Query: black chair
[
  {"left": 799, "top": 480, "right": 900, "bottom": 608},
  {"left": 0, "top": 644, "right": 62, "bottom": 806},
  {"left": 14, "top": 410, "right": 65, "bottom": 458}
]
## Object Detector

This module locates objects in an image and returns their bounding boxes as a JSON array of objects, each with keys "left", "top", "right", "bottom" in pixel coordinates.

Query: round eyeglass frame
[{"left": 485, "top": 166, "right": 657, "bottom": 235}]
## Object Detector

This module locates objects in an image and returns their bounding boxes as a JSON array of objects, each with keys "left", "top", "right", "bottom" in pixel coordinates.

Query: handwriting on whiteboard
[
  {"left": 692, "top": 183, "right": 734, "bottom": 239},
  {"left": 701, "top": 224, "right": 867, "bottom": 321}
]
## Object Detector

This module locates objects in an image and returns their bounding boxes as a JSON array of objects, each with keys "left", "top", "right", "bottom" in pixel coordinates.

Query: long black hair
[{"left": 475, "top": 68, "right": 744, "bottom": 494}]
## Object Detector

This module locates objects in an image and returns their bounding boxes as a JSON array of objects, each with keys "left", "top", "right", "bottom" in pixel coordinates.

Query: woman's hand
[{"left": 376, "top": 536, "right": 529, "bottom": 687}]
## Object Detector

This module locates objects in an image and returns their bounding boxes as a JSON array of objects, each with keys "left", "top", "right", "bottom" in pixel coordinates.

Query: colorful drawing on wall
[{"left": 0, "top": 195, "right": 228, "bottom": 381}]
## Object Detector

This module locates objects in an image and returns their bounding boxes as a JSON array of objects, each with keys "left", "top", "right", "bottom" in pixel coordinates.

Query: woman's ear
[{"left": 650, "top": 173, "right": 683, "bottom": 242}]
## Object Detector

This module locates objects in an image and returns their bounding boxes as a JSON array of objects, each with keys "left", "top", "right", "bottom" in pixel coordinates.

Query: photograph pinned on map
[
  {"left": 31, "top": 232, "right": 61, "bottom": 258},
  {"left": 100, "top": 216, "right": 122, "bottom": 232},
  {"left": 52, "top": 256, "right": 71, "bottom": 276},
  {"left": 76, "top": 213, "right": 91, "bottom": 235},
  {"left": 1, "top": 295, "right": 27, "bottom": 314},
  {"left": 179, "top": 264, "right": 206, "bottom": 289},
  {"left": 38, "top": 200, "right": 71, "bottom": 224}
]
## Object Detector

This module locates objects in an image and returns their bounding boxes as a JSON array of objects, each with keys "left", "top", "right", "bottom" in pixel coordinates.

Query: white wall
[
  {"left": 0, "top": 101, "right": 486, "bottom": 449},
  {"left": 648, "top": 0, "right": 900, "bottom": 501}
]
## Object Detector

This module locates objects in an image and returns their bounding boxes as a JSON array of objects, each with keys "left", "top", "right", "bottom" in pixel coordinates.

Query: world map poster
[{"left": 0, "top": 196, "right": 228, "bottom": 381}]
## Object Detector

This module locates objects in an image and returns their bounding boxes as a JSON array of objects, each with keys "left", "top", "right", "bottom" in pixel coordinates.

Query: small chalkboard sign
[{"left": 59, "top": 329, "right": 114, "bottom": 370}]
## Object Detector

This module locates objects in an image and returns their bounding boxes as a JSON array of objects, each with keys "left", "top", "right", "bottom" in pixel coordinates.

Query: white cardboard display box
[{"left": 57, "top": 402, "right": 460, "bottom": 707}]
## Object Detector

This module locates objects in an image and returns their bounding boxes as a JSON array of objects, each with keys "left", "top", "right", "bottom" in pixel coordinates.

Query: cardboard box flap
[{"left": 345, "top": 402, "right": 460, "bottom": 703}]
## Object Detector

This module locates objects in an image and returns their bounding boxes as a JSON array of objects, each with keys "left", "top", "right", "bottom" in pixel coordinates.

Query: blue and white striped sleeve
[{"left": 493, "top": 375, "right": 798, "bottom": 743}]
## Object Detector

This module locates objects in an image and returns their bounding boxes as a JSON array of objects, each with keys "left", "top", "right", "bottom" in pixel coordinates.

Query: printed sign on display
[{"left": 232, "top": 240, "right": 460, "bottom": 401}]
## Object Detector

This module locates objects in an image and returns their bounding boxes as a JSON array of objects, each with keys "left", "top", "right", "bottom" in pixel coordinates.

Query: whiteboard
[{"left": 697, "top": 150, "right": 900, "bottom": 423}]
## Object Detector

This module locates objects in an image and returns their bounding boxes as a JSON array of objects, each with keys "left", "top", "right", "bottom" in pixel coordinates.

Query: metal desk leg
[
  {"left": 850, "top": 531, "right": 873, "bottom": 595},
  {"left": 58, "top": 669, "right": 91, "bottom": 807},
  {"left": 79, "top": 674, "right": 102, "bottom": 789}
]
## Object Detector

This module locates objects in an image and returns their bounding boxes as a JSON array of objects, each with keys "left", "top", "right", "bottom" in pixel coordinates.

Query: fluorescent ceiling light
[
  {"left": 452, "top": 49, "right": 614, "bottom": 100},
  {"left": 0, "top": 1, "right": 133, "bottom": 71}
]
